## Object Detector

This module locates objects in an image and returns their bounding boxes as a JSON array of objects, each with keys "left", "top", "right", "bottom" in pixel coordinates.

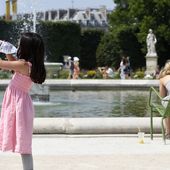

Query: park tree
[
  {"left": 96, "top": 32, "right": 121, "bottom": 68},
  {"left": 97, "top": 0, "right": 170, "bottom": 69}
]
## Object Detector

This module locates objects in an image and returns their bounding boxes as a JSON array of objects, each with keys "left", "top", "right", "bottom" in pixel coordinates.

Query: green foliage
[
  {"left": 0, "top": 20, "right": 24, "bottom": 46},
  {"left": 0, "top": 70, "right": 12, "bottom": 79},
  {"left": 37, "top": 21, "right": 81, "bottom": 62},
  {"left": 86, "top": 70, "right": 96, "bottom": 78},
  {"left": 117, "top": 27, "right": 144, "bottom": 69},
  {"left": 81, "top": 69, "right": 103, "bottom": 79},
  {"left": 114, "top": 71, "right": 120, "bottom": 79},
  {"left": 96, "top": 32, "right": 121, "bottom": 68},
  {"left": 0, "top": 20, "right": 12, "bottom": 40},
  {"left": 96, "top": 27, "right": 144, "bottom": 69},
  {"left": 95, "top": 69, "right": 103, "bottom": 79},
  {"left": 80, "top": 29, "right": 104, "bottom": 69},
  {"left": 109, "top": 0, "right": 170, "bottom": 68},
  {"left": 58, "top": 69, "right": 69, "bottom": 79},
  {"left": 133, "top": 69, "right": 145, "bottom": 79}
]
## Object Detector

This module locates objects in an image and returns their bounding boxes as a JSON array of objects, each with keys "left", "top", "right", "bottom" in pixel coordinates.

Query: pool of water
[
  {"left": 35, "top": 90, "right": 151, "bottom": 117},
  {"left": 0, "top": 90, "right": 152, "bottom": 118}
]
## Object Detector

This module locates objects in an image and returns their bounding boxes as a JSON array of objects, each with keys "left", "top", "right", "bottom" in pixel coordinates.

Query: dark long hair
[{"left": 17, "top": 32, "right": 46, "bottom": 84}]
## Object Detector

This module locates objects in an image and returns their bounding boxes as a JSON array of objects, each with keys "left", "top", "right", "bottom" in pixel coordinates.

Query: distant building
[{"left": 16, "top": 6, "right": 111, "bottom": 30}]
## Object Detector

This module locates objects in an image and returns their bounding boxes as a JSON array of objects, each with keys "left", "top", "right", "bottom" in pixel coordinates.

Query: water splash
[
  {"left": 30, "top": 83, "right": 50, "bottom": 102},
  {"left": 17, "top": 0, "right": 39, "bottom": 32}
]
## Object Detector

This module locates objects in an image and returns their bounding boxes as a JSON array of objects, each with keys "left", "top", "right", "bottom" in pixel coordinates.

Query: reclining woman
[{"left": 159, "top": 61, "right": 170, "bottom": 139}]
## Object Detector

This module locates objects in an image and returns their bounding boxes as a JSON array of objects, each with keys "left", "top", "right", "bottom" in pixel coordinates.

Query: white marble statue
[{"left": 146, "top": 29, "right": 157, "bottom": 56}]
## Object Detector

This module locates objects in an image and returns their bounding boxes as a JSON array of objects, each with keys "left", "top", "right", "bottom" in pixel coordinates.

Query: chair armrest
[{"left": 149, "top": 87, "right": 162, "bottom": 107}]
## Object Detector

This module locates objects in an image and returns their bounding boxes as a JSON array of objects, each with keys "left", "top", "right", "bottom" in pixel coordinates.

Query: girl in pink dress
[{"left": 0, "top": 32, "right": 46, "bottom": 170}]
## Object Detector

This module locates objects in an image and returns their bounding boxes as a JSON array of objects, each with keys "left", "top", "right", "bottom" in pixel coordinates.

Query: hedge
[
  {"left": 38, "top": 21, "right": 81, "bottom": 62},
  {"left": 0, "top": 20, "right": 104, "bottom": 69},
  {"left": 80, "top": 29, "right": 104, "bottom": 69}
]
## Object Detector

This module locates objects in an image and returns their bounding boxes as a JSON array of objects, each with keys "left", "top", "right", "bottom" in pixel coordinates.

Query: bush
[
  {"left": 0, "top": 70, "right": 12, "bottom": 79},
  {"left": 86, "top": 70, "right": 96, "bottom": 78},
  {"left": 113, "top": 71, "right": 120, "bottom": 79},
  {"left": 58, "top": 69, "right": 69, "bottom": 79},
  {"left": 38, "top": 21, "right": 81, "bottom": 62},
  {"left": 95, "top": 69, "right": 103, "bottom": 79},
  {"left": 0, "top": 20, "right": 21, "bottom": 46},
  {"left": 133, "top": 69, "right": 145, "bottom": 79}
]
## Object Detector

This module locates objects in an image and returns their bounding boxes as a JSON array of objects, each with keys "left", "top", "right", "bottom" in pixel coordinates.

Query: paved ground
[
  {"left": 0, "top": 80, "right": 162, "bottom": 170},
  {"left": 1, "top": 134, "right": 170, "bottom": 170}
]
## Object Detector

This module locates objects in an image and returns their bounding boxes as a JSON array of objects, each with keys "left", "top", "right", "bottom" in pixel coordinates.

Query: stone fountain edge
[{"left": 33, "top": 117, "right": 161, "bottom": 134}]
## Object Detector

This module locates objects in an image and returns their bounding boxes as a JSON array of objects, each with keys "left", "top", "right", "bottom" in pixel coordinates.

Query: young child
[
  {"left": 73, "top": 57, "right": 80, "bottom": 79},
  {"left": 67, "top": 56, "right": 74, "bottom": 79},
  {"left": 0, "top": 32, "right": 46, "bottom": 170}
]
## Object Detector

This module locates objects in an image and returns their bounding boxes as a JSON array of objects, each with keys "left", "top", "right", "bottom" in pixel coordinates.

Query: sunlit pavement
[{"left": 0, "top": 134, "right": 170, "bottom": 170}]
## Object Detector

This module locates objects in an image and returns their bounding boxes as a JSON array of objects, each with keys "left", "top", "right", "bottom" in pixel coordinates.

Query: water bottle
[{"left": 0, "top": 40, "right": 17, "bottom": 54}]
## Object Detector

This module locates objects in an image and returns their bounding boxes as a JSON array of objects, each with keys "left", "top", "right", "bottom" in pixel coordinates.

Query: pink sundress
[{"left": 0, "top": 66, "right": 34, "bottom": 154}]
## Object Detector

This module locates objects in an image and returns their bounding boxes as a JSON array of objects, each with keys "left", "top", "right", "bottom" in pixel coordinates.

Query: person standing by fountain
[
  {"left": 67, "top": 56, "right": 74, "bottom": 79},
  {"left": 0, "top": 32, "right": 46, "bottom": 170},
  {"left": 73, "top": 56, "right": 80, "bottom": 79},
  {"left": 118, "top": 57, "right": 128, "bottom": 79}
]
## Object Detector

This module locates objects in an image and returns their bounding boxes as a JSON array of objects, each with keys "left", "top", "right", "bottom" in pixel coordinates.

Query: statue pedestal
[{"left": 145, "top": 55, "right": 158, "bottom": 75}]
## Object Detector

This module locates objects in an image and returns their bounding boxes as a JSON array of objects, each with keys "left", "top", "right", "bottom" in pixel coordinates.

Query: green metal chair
[{"left": 149, "top": 86, "right": 170, "bottom": 144}]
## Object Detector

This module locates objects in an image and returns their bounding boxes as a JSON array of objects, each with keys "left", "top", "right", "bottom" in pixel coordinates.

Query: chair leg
[
  {"left": 150, "top": 108, "right": 153, "bottom": 140},
  {"left": 161, "top": 118, "right": 166, "bottom": 144}
]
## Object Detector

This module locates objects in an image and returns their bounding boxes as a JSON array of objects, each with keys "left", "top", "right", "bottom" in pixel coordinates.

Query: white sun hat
[
  {"left": 74, "top": 57, "right": 79, "bottom": 61},
  {"left": 0, "top": 41, "right": 17, "bottom": 54}
]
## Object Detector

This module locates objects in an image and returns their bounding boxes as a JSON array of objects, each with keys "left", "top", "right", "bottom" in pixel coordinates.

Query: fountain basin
[
  {"left": 0, "top": 80, "right": 159, "bottom": 118},
  {"left": 45, "top": 62, "right": 63, "bottom": 78}
]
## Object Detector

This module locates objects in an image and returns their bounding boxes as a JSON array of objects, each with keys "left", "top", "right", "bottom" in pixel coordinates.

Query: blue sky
[{"left": 0, "top": 0, "right": 115, "bottom": 15}]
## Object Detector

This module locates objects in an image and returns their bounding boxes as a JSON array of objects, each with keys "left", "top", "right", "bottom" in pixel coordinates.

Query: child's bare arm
[{"left": 0, "top": 60, "right": 25, "bottom": 73}]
